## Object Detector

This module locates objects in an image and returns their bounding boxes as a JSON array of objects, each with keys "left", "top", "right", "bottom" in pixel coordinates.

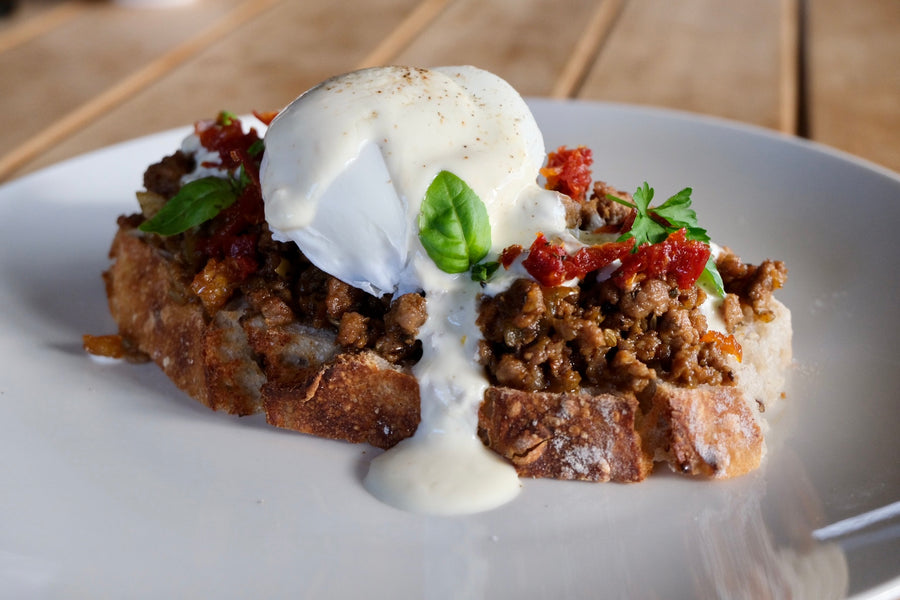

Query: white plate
[{"left": 1, "top": 100, "right": 898, "bottom": 599}]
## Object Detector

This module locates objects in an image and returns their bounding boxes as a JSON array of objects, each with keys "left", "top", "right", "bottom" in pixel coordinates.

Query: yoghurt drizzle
[{"left": 260, "top": 66, "right": 569, "bottom": 514}]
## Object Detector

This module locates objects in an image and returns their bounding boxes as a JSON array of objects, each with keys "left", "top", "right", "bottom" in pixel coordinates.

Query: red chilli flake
[{"left": 540, "top": 145, "right": 594, "bottom": 202}]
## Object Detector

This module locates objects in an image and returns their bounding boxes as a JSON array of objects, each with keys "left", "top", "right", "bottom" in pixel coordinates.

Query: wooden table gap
[
  {"left": 356, "top": 0, "right": 457, "bottom": 68},
  {"left": 551, "top": 0, "right": 625, "bottom": 99},
  {"left": 795, "top": 0, "right": 811, "bottom": 138}
]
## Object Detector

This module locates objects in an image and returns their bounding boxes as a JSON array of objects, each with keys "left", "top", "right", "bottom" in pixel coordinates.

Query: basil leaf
[
  {"left": 418, "top": 171, "right": 491, "bottom": 274},
  {"left": 139, "top": 176, "right": 237, "bottom": 236}
]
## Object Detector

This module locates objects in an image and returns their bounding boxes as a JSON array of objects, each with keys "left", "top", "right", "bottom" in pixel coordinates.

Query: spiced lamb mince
[{"left": 96, "top": 67, "right": 791, "bottom": 511}]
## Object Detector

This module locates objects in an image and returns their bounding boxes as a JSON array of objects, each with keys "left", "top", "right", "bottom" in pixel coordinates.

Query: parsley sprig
[{"left": 607, "top": 183, "right": 724, "bottom": 296}]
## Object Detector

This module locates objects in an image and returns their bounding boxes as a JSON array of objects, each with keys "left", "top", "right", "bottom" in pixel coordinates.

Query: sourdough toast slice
[
  {"left": 105, "top": 220, "right": 659, "bottom": 478},
  {"left": 105, "top": 218, "right": 790, "bottom": 481},
  {"left": 478, "top": 387, "right": 652, "bottom": 482},
  {"left": 106, "top": 223, "right": 267, "bottom": 415},
  {"left": 106, "top": 218, "right": 421, "bottom": 442},
  {"left": 477, "top": 296, "right": 792, "bottom": 482},
  {"left": 99, "top": 114, "right": 791, "bottom": 484},
  {"left": 263, "top": 351, "right": 420, "bottom": 449}
]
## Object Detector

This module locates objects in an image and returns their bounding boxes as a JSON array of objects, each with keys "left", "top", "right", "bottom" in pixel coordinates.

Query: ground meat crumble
[
  {"left": 132, "top": 139, "right": 785, "bottom": 401},
  {"left": 133, "top": 150, "right": 424, "bottom": 374},
  {"left": 477, "top": 185, "right": 787, "bottom": 402}
]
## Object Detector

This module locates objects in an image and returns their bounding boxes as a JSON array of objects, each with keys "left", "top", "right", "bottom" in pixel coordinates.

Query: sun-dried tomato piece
[
  {"left": 615, "top": 229, "right": 710, "bottom": 290},
  {"left": 701, "top": 330, "right": 743, "bottom": 362},
  {"left": 565, "top": 240, "right": 634, "bottom": 281},
  {"left": 253, "top": 109, "right": 279, "bottom": 126},
  {"left": 523, "top": 229, "right": 709, "bottom": 291},
  {"left": 522, "top": 234, "right": 633, "bottom": 287},
  {"left": 540, "top": 145, "right": 593, "bottom": 202},
  {"left": 499, "top": 244, "right": 524, "bottom": 268},
  {"left": 521, "top": 234, "right": 569, "bottom": 286},
  {"left": 196, "top": 185, "right": 264, "bottom": 261},
  {"left": 195, "top": 112, "right": 262, "bottom": 172}
]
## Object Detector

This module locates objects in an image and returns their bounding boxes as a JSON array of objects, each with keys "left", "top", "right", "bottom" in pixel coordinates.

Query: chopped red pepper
[{"left": 540, "top": 145, "right": 594, "bottom": 202}]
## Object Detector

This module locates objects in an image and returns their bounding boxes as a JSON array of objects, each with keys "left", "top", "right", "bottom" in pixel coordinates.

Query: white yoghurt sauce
[
  {"left": 260, "top": 66, "right": 568, "bottom": 514},
  {"left": 699, "top": 242, "right": 727, "bottom": 333}
]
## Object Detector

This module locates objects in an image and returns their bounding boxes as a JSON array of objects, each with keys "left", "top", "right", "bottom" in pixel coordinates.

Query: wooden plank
[
  {"left": 9, "top": 0, "right": 427, "bottom": 178},
  {"left": 0, "top": 0, "right": 70, "bottom": 34},
  {"left": 577, "top": 0, "right": 784, "bottom": 130},
  {"left": 551, "top": 0, "right": 625, "bottom": 99},
  {"left": 392, "top": 0, "right": 600, "bottom": 97},
  {"left": 357, "top": 0, "right": 455, "bottom": 69},
  {"left": 0, "top": 1, "right": 86, "bottom": 53},
  {"left": 0, "top": 0, "right": 247, "bottom": 178},
  {"left": 806, "top": 0, "right": 900, "bottom": 172}
]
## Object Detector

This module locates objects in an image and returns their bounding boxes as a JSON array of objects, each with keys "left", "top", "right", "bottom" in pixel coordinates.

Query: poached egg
[{"left": 260, "top": 66, "right": 567, "bottom": 514}]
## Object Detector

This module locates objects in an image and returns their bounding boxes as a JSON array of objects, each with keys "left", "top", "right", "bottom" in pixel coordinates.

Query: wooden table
[{"left": 0, "top": 0, "right": 897, "bottom": 182}]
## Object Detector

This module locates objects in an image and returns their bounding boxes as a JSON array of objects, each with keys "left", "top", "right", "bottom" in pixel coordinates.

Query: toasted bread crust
[
  {"left": 263, "top": 351, "right": 420, "bottom": 449},
  {"left": 104, "top": 221, "right": 790, "bottom": 482},
  {"left": 105, "top": 227, "right": 265, "bottom": 415},
  {"left": 479, "top": 387, "right": 652, "bottom": 482},
  {"left": 643, "top": 382, "right": 764, "bottom": 478}
]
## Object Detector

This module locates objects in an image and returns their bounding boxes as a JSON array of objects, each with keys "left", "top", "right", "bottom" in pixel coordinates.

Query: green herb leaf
[
  {"left": 237, "top": 165, "right": 252, "bottom": 191},
  {"left": 418, "top": 170, "right": 491, "bottom": 274},
  {"left": 698, "top": 255, "right": 725, "bottom": 296},
  {"left": 247, "top": 139, "right": 265, "bottom": 157},
  {"left": 139, "top": 176, "right": 238, "bottom": 236},
  {"left": 218, "top": 110, "right": 238, "bottom": 126},
  {"left": 652, "top": 187, "right": 695, "bottom": 228},
  {"left": 607, "top": 182, "right": 724, "bottom": 296},
  {"left": 471, "top": 261, "right": 500, "bottom": 282},
  {"left": 610, "top": 183, "right": 667, "bottom": 247}
]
